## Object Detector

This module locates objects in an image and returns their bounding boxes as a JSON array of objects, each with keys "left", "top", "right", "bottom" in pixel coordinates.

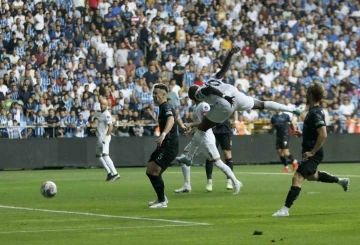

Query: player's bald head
[
  {"left": 188, "top": 85, "right": 199, "bottom": 101},
  {"left": 100, "top": 98, "right": 108, "bottom": 105}
]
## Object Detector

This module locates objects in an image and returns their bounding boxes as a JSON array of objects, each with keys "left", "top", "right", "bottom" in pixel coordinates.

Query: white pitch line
[
  {"left": 0, "top": 224, "right": 196, "bottom": 234},
  {"left": 168, "top": 171, "right": 360, "bottom": 178},
  {"left": 0, "top": 205, "right": 210, "bottom": 226}
]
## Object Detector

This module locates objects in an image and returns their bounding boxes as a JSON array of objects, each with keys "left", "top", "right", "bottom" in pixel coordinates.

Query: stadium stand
[{"left": 0, "top": 0, "right": 359, "bottom": 139}]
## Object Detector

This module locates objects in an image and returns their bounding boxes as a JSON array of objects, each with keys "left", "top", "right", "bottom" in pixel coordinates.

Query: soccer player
[
  {"left": 272, "top": 82, "right": 350, "bottom": 217},
  {"left": 207, "top": 119, "right": 234, "bottom": 191},
  {"left": 177, "top": 46, "right": 302, "bottom": 165},
  {"left": 174, "top": 100, "right": 242, "bottom": 194},
  {"left": 95, "top": 99, "right": 120, "bottom": 182},
  {"left": 269, "top": 111, "right": 298, "bottom": 173},
  {"left": 147, "top": 84, "right": 179, "bottom": 208}
]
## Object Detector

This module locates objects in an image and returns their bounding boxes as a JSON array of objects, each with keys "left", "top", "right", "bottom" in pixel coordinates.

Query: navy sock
[
  {"left": 147, "top": 173, "right": 165, "bottom": 202},
  {"left": 205, "top": 159, "right": 213, "bottom": 180},
  {"left": 285, "top": 186, "right": 301, "bottom": 208},
  {"left": 287, "top": 154, "right": 294, "bottom": 162},
  {"left": 280, "top": 157, "right": 288, "bottom": 167},
  {"left": 225, "top": 158, "right": 234, "bottom": 179},
  {"left": 318, "top": 171, "right": 339, "bottom": 183}
]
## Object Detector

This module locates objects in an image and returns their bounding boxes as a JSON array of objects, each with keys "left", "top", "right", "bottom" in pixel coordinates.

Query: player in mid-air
[
  {"left": 146, "top": 84, "right": 179, "bottom": 208},
  {"left": 174, "top": 100, "right": 242, "bottom": 194},
  {"left": 267, "top": 111, "right": 298, "bottom": 173},
  {"left": 272, "top": 82, "right": 350, "bottom": 217},
  {"left": 177, "top": 46, "right": 302, "bottom": 165},
  {"left": 95, "top": 99, "right": 120, "bottom": 181}
]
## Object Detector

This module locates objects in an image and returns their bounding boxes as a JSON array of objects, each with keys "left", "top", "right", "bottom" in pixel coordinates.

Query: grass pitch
[{"left": 0, "top": 164, "right": 359, "bottom": 245}]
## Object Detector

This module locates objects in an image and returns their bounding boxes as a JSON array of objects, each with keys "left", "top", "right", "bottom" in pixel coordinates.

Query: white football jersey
[
  {"left": 96, "top": 110, "right": 112, "bottom": 137},
  {"left": 192, "top": 102, "right": 211, "bottom": 123},
  {"left": 194, "top": 74, "right": 236, "bottom": 105}
]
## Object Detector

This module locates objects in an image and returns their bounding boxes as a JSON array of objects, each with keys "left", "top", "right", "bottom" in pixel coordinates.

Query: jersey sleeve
[
  {"left": 194, "top": 87, "right": 206, "bottom": 102},
  {"left": 163, "top": 104, "right": 174, "bottom": 118},
  {"left": 105, "top": 112, "right": 112, "bottom": 125},
  {"left": 313, "top": 111, "right": 326, "bottom": 129},
  {"left": 201, "top": 102, "right": 210, "bottom": 115}
]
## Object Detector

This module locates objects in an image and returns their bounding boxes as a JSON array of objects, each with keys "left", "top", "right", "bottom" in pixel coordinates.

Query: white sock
[
  {"left": 103, "top": 156, "right": 117, "bottom": 175},
  {"left": 281, "top": 206, "right": 290, "bottom": 212},
  {"left": 214, "top": 159, "right": 238, "bottom": 183},
  {"left": 207, "top": 179, "right": 212, "bottom": 184},
  {"left": 182, "top": 163, "right": 191, "bottom": 186},
  {"left": 98, "top": 157, "right": 111, "bottom": 174},
  {"left": 227, "top": 179, "right": 232, "bottom": 185},
  {"left": 264, "top": 101, "right": 294, "bottom": 113},
  {"left": 188, "top": 130, "right": 206, "bottom": 158}
]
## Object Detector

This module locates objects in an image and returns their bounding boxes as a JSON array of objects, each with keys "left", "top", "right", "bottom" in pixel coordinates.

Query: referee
[{"left": 205, "top": 118, "right": 234, "bottom": 191}]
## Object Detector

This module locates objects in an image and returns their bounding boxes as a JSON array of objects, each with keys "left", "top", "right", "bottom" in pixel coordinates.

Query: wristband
[
  {"left": 222, "top": 94, "right": 226, "bottom": 98},
  {"left": 161, "top": 132, "right": 167, "bottom": 137}
]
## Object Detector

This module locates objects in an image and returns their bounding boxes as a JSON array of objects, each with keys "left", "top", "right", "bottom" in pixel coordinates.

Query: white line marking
[
  {"left": 168, "top": 171, "right": 360, "bottom": 178},
  {"left": 0, "top": 224, "right": 196, "bottom": 234},
  {"left": 0, "top": 205, "right": 210, "bottom": 226}
]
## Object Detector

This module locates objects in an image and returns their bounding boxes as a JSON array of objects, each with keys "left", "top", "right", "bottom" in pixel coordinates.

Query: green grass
[{"left": 0, "top": 164, "right": 359, "bottom": 245}]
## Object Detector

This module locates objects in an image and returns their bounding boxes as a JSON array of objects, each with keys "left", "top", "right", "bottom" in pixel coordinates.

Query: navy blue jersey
[
  {"left": 158, "top": 102, "right": 178, "bottom": 144},
  {"left": 271, "top": 113, "right": 291, "bottom": 139},
  {"left": 302, "top": 106, "right": 326, "bottom": 159}
]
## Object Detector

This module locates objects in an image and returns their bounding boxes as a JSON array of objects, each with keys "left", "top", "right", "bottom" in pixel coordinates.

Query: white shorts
[
  {"left": 184, "top": 130, "right": 220, "bottom": 159},
  {"left": 206, "top": 90, "right": 254, "bottom": 123},
  {"left": 96, "top": 135, "right": 111, "bottom": 155}
]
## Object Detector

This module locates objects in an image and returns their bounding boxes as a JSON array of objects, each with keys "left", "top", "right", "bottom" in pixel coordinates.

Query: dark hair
[
  {"left": 154, "top": 84, "right": 168, "bottom": 93},
  {"left": 188, "top": 85, "right": 199, "bottom": 101},
  {"left": 307, "top": 81, "right": 325, "bottom": 103}
]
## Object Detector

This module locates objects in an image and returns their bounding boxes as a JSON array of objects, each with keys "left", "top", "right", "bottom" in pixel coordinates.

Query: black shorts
[
  {"left": 276, "top": 138, "right": 290, "bottom": 149},
  {"left": 296, "top": 157, "right": 320, "bottom": 178},
  {"left": 215, "top": 133, "right": 232, "bottom": 151},
  {"left": 148, "top": 143, "right": 179, "bottom": 170}
]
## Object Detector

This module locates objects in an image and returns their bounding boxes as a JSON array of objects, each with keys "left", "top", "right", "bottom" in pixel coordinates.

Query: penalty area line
[
  {"left": 0, "top": 224, "right": 197, "bottom": 234},
  {"left": 0, "top": 205, "right": 210, "bottom": 226}
]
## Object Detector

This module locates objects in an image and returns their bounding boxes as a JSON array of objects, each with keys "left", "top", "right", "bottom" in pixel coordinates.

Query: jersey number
[{"left": 206, "top": 80, "right": 222, "bottom": 87}]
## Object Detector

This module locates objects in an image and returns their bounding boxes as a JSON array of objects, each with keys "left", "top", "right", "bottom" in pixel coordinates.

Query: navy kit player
[
  {"left": 269, "top": 111, "right": 298, "bottom": 173},
  {"left": 273, "top": 82, "right": 350, "bottom": 217},
  {"left": 178, "top": 46, "right": 302, "bottom": 166},
  {"left": 174, "top": 99, "right": 242, "bottom": 194},
  {"left": 94, "top": 99, "right": 120, "bottom": 181},
  {"left": 147, "top": 84, "right": 179, "bottom": 208},
  {"left": 206, "top": 119, "right": 235, "bottom": 191}
]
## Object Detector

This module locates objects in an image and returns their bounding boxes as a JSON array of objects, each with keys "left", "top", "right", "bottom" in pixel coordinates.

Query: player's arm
[
  {"left": 106, "top": 114, "right": 113, "bottom": 136},
  {"left": 163, "top": 116, "right": 175, "bottom": 136},
  {"left": 305, "top": 113, "right": 327, "bottom": 158},
  {"left": 215, "top": 46, "right": 241, "bottom": 79},
  {"left": 309, "top": 126, "right": 327, "bottom": 156}
]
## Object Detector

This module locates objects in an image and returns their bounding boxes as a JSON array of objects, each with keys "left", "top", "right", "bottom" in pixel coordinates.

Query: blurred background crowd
[{"left": 0, "top": 0, "right": 360, "bottom": 139}]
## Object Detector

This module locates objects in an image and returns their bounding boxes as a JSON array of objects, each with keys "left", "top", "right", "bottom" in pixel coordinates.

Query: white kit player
[
  {"left": 175, "top": 99, "right": 242, "bottom": 194},
  {"left": 178, "top": 46, "right": 302, "bottom": 166},
  {"left": 95, "top": 99, "right": 120, "bottom": 181}
]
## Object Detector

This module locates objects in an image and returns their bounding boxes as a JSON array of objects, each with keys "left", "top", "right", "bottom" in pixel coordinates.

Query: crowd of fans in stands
[{"left": 0, "top": 0, "right": 360, "bottom": 139}]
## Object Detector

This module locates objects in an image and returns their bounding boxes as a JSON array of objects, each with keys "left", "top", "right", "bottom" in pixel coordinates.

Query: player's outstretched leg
[
  {"left": 213, "top": 159, "right": 242, "bottom": 195},
  {"left": 205, "top": 159, "right": 213, "bottom": 192},
  {"left": 273, "top": 169, "right": 350, "bottom": 217},
  {"left": 174, "top": 163, "right": 192, "bottom": 193},
  {"left": 253, "top": 100, "right": 302, "bottom": 116}
]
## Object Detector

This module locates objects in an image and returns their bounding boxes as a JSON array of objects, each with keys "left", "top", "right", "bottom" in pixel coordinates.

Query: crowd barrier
[{"left": 0, "top": 134, "right": 359, "bottom": 170}]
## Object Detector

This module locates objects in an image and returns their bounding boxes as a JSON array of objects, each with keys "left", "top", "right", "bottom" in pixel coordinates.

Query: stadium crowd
[{"left": 0, "top": 0, "right": 360, "bottom": 139}]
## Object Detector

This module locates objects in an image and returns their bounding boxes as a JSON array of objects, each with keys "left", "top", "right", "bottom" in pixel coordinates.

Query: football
[{"left": 40, "top": 181, "right": 57, "bottom": 198}]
